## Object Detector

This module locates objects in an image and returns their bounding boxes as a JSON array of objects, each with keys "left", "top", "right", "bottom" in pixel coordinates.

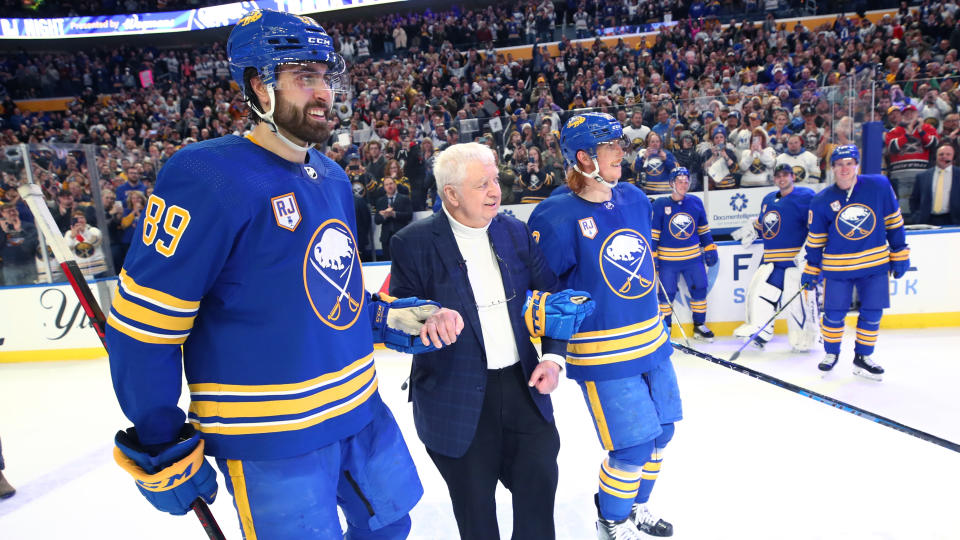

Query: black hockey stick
[
  {"left": 18, "top": 184, "right": 227, "bottom": 540},
  {"left": 729, "top": 285, "right": 808, "bottom": 362},
  {"left": 673, "top": 340, "right": 960, "bottom": 454}
]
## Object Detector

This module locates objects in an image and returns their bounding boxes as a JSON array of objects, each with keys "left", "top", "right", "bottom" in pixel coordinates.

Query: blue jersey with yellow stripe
[
  {"left": 106, "top": 135, "right": 381, "bottom": 461},
  {"left": 527, "top": 183, "right": 672, "bottom": 382},
  {"left": 650, "top": 194, "right": 716, "bottom": 266},
  {"left": 754, "top": 186, "right": 814, "bottom": 267},
  {"left": 803, "top": 174, "right": 908, "bottom": 280}
]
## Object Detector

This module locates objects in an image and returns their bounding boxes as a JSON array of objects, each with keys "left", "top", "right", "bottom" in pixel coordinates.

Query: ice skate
[
  {"left": 0, "top": 471, "right": 15, "bottom": 500},
  {"left": 853, "top": 353, "right": 883, "bottom": 381},
  {"left": 630, "top": 503, "right": 674, "bottom": 537},
  {"left": 693, "top": 324, "right": 714, "bottom": 342},
  {"left": 818, "top": 353, "right": 838, "bottom": 375},
  {"left": 596, "top": 516, "right": 645, "bottom": 540}
]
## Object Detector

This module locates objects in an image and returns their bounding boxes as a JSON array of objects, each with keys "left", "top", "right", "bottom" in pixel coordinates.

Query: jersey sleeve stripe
[
  {"left": 889, "top": 248, "right": 910, "bottom": 261},
  {"left": 189, "top": 376, "right": 378, "bottom": 436},
  {"left": 107, "top": 315, "right": 190, "bottom": 345},
  {"left": 119, "top": 269, "right": 201, "bottom": 313},
  {"left": 111, "top": 294, "right": 197, "bottom": 332},
  {"left": 188, "top": 353, "right": 374, "bottom": 395}
]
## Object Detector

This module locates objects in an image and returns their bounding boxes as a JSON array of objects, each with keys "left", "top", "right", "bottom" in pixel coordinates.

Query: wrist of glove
[
  {"left": 702, "top": 245, "right": 718, "bottom": 267},
  {"left": 370, "top": 293, "right": 441, "bottom": 354},
  {"left": 523, "top": 289, "right": 596, "bottom": 341},
  {"left": 113, "top": 424, "right": 217, "bottom": 516},
  {"left": 801, "top": 266, "right": 822, "bottom": 289},
  {"left": 890, "top": 254, "right": 910, "bottom": 279}
]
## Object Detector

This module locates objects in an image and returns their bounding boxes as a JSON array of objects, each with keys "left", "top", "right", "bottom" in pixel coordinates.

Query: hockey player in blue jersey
[
  {"left": 105, "top": 10, "right": 463, "bottom": 539},
  {"left": 802, "top": 145, "right": 910, "bottom": 380},
  {"left": 651, "top": 167, "right": 718, "bottom": 341},
  {"left": 732, "top": 163, "right": 820, "bottom": 350},
  {"left": 528, "top": 112, "right": 681, "bottom": 540}
]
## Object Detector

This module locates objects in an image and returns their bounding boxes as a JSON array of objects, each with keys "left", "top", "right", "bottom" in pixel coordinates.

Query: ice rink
[{"left": 1, "top": 327, "right": 958, "bottom": 539}]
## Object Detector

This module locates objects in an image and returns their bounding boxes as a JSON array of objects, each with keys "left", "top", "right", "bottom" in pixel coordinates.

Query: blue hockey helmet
[
  {"left": 670, "top": 167, "right": 690, "bottom": 182},
  {"left": 227, "top": 9, "right": 349, "bottom": 98},
  {"left": 559, "top": 112, "right": 626, "bottom": 167},
  {"left": 830, "top": 144, "right": 860, "bottom": 165}
]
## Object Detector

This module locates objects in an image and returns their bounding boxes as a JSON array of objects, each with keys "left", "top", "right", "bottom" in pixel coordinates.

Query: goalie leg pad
[
  {"left": 734, "top": 263, "right": 780, "bottom": 339},
  {"left": 784, "top": 267, "right": 821, "bottom": 351}
]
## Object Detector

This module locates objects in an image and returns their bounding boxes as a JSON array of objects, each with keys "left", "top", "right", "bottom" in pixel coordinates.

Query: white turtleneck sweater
[{"left": 442, "top": 205, "right": 564, "bottom": 370}]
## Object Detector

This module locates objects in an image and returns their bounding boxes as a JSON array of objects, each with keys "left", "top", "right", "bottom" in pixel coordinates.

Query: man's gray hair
[{"left": 433, "top": 142, "right": 496, "bottom": 198}]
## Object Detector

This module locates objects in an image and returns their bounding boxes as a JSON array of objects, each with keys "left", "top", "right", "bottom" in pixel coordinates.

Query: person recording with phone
[
  {"left": 738, "top": 128, "right": 777, "bottom": 187},
  {"left": 0, "top": 202, "right": 39, "bottom": 286},
  {"left": 518, "top": 145, "right": 561, "bottom": 203}
]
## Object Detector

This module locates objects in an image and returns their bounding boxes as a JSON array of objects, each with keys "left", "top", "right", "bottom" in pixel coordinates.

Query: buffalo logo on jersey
[
  {"left": 667, "top": 212, "right": 695, "bottom": 241},
  {"left": 645, "top": 157, "right": 665, "bottom": 177},
  {"left": 599, "top": 229, "right": 656, "bottom": 299},
  {"left": 74, "top": 241, "right": 95, "bottom": 258},
  {"left": 761, "top": 210, "right": 781, "bottom": 239},
  {"left": 792, "top": 165, "right": 806, "bottom": 181},
  {"left": 272, "top": 192, "right": 302, "bottom": 231},
  {"left": 749, "top": 158, "right": 765, "bottom": 175},
  {"left": 835, "top": 204, "right": 876, "bottom": 240},
  {"left": 303, "top": 219, "right": 365, "bottom": 330}
]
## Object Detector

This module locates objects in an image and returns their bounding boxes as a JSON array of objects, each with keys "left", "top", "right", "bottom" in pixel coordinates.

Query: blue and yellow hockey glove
[
  {"left": 113, "top": 424, "right": 217, "bottom": 516},
  {"left": 801, "top": 264, "right": 822, "bottom": 289},
  {"left": 370, "top": 293, "right": 441, "bottom": 354},
  {"left": 703, "top": 245, "right": 718, "bottom": 267},
  {"left": 890, "top": 248, "right": 910, "bottom": 279},
  {"left": 523, "top": 289, "right": 596, "bottom": 341}
]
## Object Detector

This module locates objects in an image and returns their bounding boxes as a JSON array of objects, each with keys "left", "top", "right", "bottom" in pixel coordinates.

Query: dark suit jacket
[
  {"left": 374, "top": 193, "right": 413, "bottom": 242},
  {"left": 911, "top": 166, "right": 960, "bottom": 225},
  {"left": 389, "top": 211, "right": 567, "bottom": 458}
]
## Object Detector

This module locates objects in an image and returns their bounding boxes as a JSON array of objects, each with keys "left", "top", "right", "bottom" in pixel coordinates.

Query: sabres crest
[
  {"left": 304, "top": 220, "right": 365, "bottom": 330},
  {"left": 272, "top": 192, "right": 302, "bottom": 231},
  {"left": 578, "top": 217, "right": 598, "bottom": 239},
  {"left": 599, "top": 229, "right": 656, "bottom": 299},
  {"left": 567, "top": 116, "right": 586, "bottom": 128},
  {"left": 835, "top": 203, "right": 876, "bottom": 240},
  {"left": 668, "top": 212, "right": 695, "bottom": 240},
  {"left": 238, "top": 10, "right": 262, "bottom": 26}
]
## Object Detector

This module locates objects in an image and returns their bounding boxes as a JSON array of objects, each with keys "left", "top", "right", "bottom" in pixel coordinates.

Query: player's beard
[{"left": 273, "top": 97, "right": 332, "bottom": 146}]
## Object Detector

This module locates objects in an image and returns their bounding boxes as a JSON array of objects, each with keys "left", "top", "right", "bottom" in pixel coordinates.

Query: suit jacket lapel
[{"left": 431, "top": 212, "right": 485, "bottom": 347}]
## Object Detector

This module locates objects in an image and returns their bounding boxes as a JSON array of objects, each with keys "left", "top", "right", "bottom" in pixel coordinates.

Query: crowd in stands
[{"left": 3, "top": 0, "right": 960, "bottom": 284}]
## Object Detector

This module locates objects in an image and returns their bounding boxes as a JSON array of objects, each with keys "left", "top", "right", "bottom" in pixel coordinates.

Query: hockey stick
[
  {"left": 672, "top": 340, "right": 960, "bottom": 454},
  {"left": 728, "top": 285, "right": 808, "bottom": 363},
  {"left": 17, "top": 184, "right": 227, "bottom": 540},
  {"left": 656, "top": 273, "right": 690, "bottom": 347}
]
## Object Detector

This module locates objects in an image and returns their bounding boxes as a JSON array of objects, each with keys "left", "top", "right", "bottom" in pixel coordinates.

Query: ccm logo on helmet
[{"left": 308, "top": 36, "right": 332, "bottom": 46}]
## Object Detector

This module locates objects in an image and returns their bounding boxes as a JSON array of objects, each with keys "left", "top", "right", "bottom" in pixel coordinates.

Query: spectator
[
  {"left": 101, "top": 188, "right": 124, "bottom": 274},
  {"left": 0, "top": 202, "right": 39, "bottom": 286},
  {"left": 50, "top": 190, "right": 94, "bottom": 233},
  {"left": 910, "top": 144, "right": 960, "bottom": 225},
  {"left": 702, "top": 127, "right": 738, "bottom": 189},
  {"left": 117, "top": 190, "right": 146, "bottom": 269},
  {"left": 885, "top": 103, "right": 939, "bottom": 213},
  {"left": 739, "top": 128, "right": 777, "bottom": 187},
  {"left": 518, "top": 145, "right": 561, "bottom": 203},
  {"left": 374, "top": 177, "right": 412, "bottom": 260},
  {"left": 64, "top": 210, "right": 107, "bottom": 277},
  {"left": 673, "top": 131, "right": 704, "bottom": 191},
  {"left": 635, "top": 131, "right": 677, "bottom": 194},
  {"left": 776, "top": 135, "right": 821, "bottom": 185}
]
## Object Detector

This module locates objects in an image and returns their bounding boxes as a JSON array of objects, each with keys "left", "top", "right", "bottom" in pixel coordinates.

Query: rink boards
[{"left": 1, "top": 228, "right": 958, "bottom": 362}]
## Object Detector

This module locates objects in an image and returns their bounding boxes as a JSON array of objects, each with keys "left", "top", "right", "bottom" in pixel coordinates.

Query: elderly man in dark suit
[
  {"left": 911, "top": 144, "right": 960, "bottom": 225},
  {"left": 389, "top": 142, "right": 567, "bottom": 540}
]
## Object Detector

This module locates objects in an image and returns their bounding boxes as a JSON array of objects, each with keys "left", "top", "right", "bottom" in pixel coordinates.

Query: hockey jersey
[
  {"left": 651, "top": 194, "right": 716, "bottom": 266},
  {"left": 775, "top": 150, "right": 821, "bottom": 184},
  {"left": 738, "top": 147, "right": 777, "bottom": 187},
  {"left": 105, "top": 135, "right": 381, "bottom": 461},
  {"left": 528, "top": 183, "right": 672, "bottom": 381},
  {"left": 634, "top": 148, "right": 677, "bottom": 194},
  {"left": 753, "top": 186, "right": 815, "bottom": 267},
  {"left": 804, "top": 174, "right": 908, "bottom": 280}
]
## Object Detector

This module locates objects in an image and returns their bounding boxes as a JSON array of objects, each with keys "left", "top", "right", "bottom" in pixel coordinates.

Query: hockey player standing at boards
[
  {"left": 802, "top": 145, "right": 910, "bottom": 380},
  {"left": 105, "top": 10, "right": 463, "bottom": 539},
  {"left": 732, "top": 163, "right": 819, "bottom": 350},
  {"left": 528, "top": 113, "right": 681, "bottom": 540},
  {"left": 651, "top": 167, "right": 718, "bottom": 341}
]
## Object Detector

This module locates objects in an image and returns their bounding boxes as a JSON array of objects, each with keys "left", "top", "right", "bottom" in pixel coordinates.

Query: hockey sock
[
  {"left": 635, "top": 423, "right": 675, "bottom": 505},
  {"left": 854, "top": 310, "right": 882, "bottom": 356},
  {"left": 598, "top": 441, "right": 654, "bottom": 521},
  {"left": 820, "top": 311, "right": 845, "bottom": 355},
  {"left": 689, "top": 299, "right": 707, "bottom": 325}
]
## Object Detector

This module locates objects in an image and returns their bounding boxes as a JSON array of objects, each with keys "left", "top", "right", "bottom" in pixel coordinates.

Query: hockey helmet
[
  {"left": 830, "top": 144, "right": 859, "bottom": 165},
  {"left": 670, "top": 167, "right": 690, "bottom": 182},
  {"left": 559, "top": 112, "right": 626, "bottom": 167},
  {"left": 227, "top": 9, "right": 349, "bottom": 98}
]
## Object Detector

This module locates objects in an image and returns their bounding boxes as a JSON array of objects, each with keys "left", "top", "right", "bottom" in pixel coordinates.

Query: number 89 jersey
[
  {"left": 105, "top": 135, "right": 380, "bottom": 461},
  {"left": 528, "top": 182, "right": 672, "bottom": 383}
]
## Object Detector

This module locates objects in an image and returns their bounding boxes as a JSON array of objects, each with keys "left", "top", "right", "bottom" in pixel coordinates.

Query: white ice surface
[{"left": 1, "top": 328, "right": 958, "bottom": 539}]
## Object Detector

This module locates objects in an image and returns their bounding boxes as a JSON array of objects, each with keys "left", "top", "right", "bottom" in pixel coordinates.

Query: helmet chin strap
[
  {"left": 252, "top": 86, "right": 313, "bottom": 153},
  {"left": 574, "top": 156, "right": 617, "bottom": 189}
]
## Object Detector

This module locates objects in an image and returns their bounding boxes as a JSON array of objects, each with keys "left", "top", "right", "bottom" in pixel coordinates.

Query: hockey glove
[
  {"left": 703, "top": 245, "right": 718, "bottom": 267},
  {"left": 731, "top": 223, "right": 758, "bottom": 248},
  {"left": 801, "top": 265, "right": 822, "bottom": 289},
  {"left": 523, "top": 289, "right": 596, "bottom": 341},
  {"left": 370, "top": 293, "right": 441, "bottom": 354},
  {"left": 890, "top": 248, "right": 910, "bottom": 279},
  {"left": 113, "top": 424, "right": 217, "bottom": 516}
]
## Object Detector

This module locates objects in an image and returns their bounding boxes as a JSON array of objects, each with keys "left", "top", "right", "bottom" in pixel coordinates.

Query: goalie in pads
[{"left": 733, "top": 163, "right": 820, "bottom": 351}]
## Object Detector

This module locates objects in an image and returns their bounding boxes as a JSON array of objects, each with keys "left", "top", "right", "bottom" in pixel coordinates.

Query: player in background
[
  {"left": 802, "top": 145, "right": 909, "bottom": 380},
  {"left": 105, "top": 10, "right": 462, "bottom": 539},
  {"left": 651, "top": 167, "right": 718, "bottom": 341},
  {"left": 732, "top": 164, "right": 819, "bottom": 350},
  {"left": 528, "top": 113, "right": 680, "bottom": 540}
]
